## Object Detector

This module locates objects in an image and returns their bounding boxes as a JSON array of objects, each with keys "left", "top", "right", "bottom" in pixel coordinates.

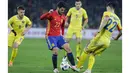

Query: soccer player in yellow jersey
[
  {"left": 63, "top": 0, "right": 88, "bottom": 61},
  {"left": 76, "top": 2, "right": 122, "bottom": 73},
  {"left": 8, "top": 6, "right": 32, "bottom": 67}
]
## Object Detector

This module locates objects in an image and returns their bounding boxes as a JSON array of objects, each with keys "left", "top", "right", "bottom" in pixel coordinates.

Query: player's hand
[
  {"left": 65, "top": 21, "right": 69, "bottom": 27},
  {"left": 45, "top": 35, "right": 48, "bottom": 39},
  {"left": 21, "top": 32, "right": 25, "bottom": 36},
  {"left": 112, "top": 37, "right": 118, "bottom": 40},
  {"left": 82, "top": 27, "right": 85, "bottom": 30},
  {"left": 94, "top": 32, "right": 99, "bottom": 37},
  {"left": 11, "top": 30, "right": 17, "bottom": 36},
  {"left": 22, "top": 29, "right": 28, "bottom": 36},
  {"left": 49, "top": 9, "right": 53, "bottom": 13}
]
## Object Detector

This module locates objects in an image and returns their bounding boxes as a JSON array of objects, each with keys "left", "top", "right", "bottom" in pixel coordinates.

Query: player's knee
[
  {"left": 63, "top": 43, "right": 72, "bottom": 53},
  {"left": 76, "top": 38, "right": 81, "bottom": 44},
  {"left": 13, "top": 43, "right": 19, "bottom": 48},
  {"left": 52, "top": 48, "right": 58, "bottom": 55},
  {"left": 84, "top": 48, "right": 92, "bottom": 54},
  {"left": 77, "top": 40, "right": 81, "bottom": 44},
  {"left": 65, "top": 38, "right": 70, "bottom": 43},
  {"left": 90, "top": 53, "right": 95, "bottom": 56}
]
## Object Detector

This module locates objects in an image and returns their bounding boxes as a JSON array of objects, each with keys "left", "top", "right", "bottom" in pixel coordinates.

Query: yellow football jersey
[
  {"left": 97, "top": 11, "right": 122, "bottom": 39},
  {"left": 67, "top": 7, "right": 88, "bottom": 29},
  {"left": 8, "top": 15, "right": 32, "bottom": 35}
]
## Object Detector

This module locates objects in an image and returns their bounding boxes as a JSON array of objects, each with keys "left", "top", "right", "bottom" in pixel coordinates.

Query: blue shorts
[{"left": 46, "top": 36, "right": 67, "bottom": 50}]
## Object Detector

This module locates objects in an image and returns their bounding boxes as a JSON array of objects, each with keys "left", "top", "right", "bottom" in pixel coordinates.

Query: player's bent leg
[
  {"left": 62, "top": 38, "right": 71, "bottom": 61},
  {"left": 62, "top": 43, "right": 79, "bottom": 72},
  {"left": 87, "top": 53, "right": 95, "bottom": 72},
  {"left": 81, "top": 53, "right": 95, "bottom": 73},
  {"left": 62, "top": 43, "right": 72, "bottom": 53},
  {"left": 63, "top": 28, "right": 73, "bottom": 60},
  {"left": 93, "top": 46, "right": 107, "bottom": 56},
  {"left": 76, "top": 48, "right": 89, "bottom": 69},
  {"left": 76, "top": 38, "right": 82, "bottom": 61},
  {"left": 9, "top": 42, "right": 19, "bottom": 67},
  {"left": 52, "top": 47, "right": 59, "bottom": 72},
  {"left": 9, "top": 36, "right": 24, "bottom": 67}
]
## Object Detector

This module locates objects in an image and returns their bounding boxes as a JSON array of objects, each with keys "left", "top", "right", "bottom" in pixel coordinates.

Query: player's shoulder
[
  {"left": 81, "top": 8, "right": 86, "bottom": 11},
  {"left": 9, "top": 15, "right": 17, "bottom": 19},
  {"left": 23, "top": 16, "right": 31, "bottom": 21},
  {"left": 69, "top": 7, "right": 75, "bottom": 11},
  {"left": 51, "top": 10, "right": 58, "bottom": 15},
  {"left": 103, "top": 11, "right": 111, "bottom": 15},
  {"left": 113, "top": 14, "right": 120, "bottom": 21},
  {"left": 24, "top": 15, "right": 30, "bottom": 19}
]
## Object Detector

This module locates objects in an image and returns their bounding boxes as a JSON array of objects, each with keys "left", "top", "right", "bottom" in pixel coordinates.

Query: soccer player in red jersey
[{"left": 40, "top": 1, "right": 79, "bottom": 73}]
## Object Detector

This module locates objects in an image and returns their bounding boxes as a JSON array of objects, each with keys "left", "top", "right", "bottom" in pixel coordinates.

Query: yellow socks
[
  {"left": 76, "top": 43, "right": 82, "bottom": 57},
  {"left": 77, "top": 51, "right": 88, "bottom": 68},
  {"left": 9, "top": 48, "right": 18, "bottom": 63},
  {"left": 88, "top": 54, "right": 95, "bottom": 70}
]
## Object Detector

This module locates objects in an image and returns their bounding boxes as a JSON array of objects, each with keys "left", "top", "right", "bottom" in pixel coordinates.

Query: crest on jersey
[
  {"left": 79, "top": 10, "right": 82, "bottom": 14},
  {"left": 52, "top": 43, "right": 55, "bottom": 47},
  {"left": 22, "top": 21, "right": 25, "bottom": 24}
]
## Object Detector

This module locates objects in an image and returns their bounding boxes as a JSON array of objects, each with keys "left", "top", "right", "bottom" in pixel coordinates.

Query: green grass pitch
[{"left": 8, "top": 39, "right": 122, "bottom": 73}]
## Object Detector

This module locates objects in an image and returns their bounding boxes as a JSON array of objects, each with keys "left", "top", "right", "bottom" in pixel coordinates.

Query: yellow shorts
[
  {"left": 84, "top": 36, "right": 110, "bottom": 55},
  {"left": 8, "top": 32, "right": 24, "bottom": 48},
  {"left": 66, "top": 27, "right": 82, "bottom": 39}
]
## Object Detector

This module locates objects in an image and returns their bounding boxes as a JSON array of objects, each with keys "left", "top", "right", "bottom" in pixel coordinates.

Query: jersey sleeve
[
  {"left": 103, "top": 11, "right": 110, "bottom": 17},
  {"left": 8, "top": 16, "right": 14, "bottom": 30},
  {"left": 67, "top": 8, "right": 72, "bottom": 17},
  {"left": 83, "top": 9, "right": 88, "bottom": 19},
  {"left": 26, "top": 17, "right": 32, "bottom": 26},
  {"left": 117, "top": 20, "right": 122, "bottom": 30}
]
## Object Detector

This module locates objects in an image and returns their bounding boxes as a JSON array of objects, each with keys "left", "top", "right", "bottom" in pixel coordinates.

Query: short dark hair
[
  {"left": 17, "top": 5, "right": 25, "bottom": 10},
  {"left": 75, "top": 0, "right": 81, "bottom": 2},
  {"left": 107, "top": 2, "right": 116, "bottom": 9},
  {"left": 57, "top": 1, "right": 66, "bottom": 8}
]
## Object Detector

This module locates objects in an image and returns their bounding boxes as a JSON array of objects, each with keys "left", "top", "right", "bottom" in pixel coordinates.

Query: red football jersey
[{"left": 40, "top": 10, "right": 66, "bottom": 36}]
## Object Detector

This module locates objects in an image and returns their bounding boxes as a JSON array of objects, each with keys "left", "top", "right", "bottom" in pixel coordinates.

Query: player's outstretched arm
[
  {"left": 8, "top": 17, "right": 17, "bottom": 36},
  {"left": 40, "top": 9, "right": 53, "bottom": 20},
  {"left": 22, "top": 25, "right": 32, "bottom": 36},
  {"left": 61, "top": 20, "right": 65, "bottom": 35},
  {"left": 22, "top": 17, "right": 32, "bottom": 36},
  {"left": 65, "top": 8, "right": 72, "bottom": 27},
  {"left": 8, "top": 23, "right": 16, "bottom": 36},
  {"left": 64, "top": 16, "right": 69, "bottom": 27},
  {"left": 8, "top": 17, "right": 14, "bottom": 30},
  {"left": 82, "top": 18, "right": 88, "bottom": 30},
  {"left": 40, "top": 12, "right": 50, "bottom": 20},
  {"left": 8, "top": 23, "right": 13, "bottom": 31},
  {"left": 82, "top": 9, "right": 88, "bottom": 30},
  {"left": 113, "top": 30, "right": 122, "bottom": 40},
  {"left": 113, "top": 20, "right": 122, "bottom": 40}
]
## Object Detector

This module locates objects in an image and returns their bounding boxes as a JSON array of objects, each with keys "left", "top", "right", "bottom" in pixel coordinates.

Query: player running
[
  {"left": 40, "top": 1, "right": 79, "bottom": 73},
  {"left": 8, "top": 6, "right": 32, "bottom": 67},
  {"left": 63, "top": 0, "right": 88, "bottom": 61},
  {"left": 76, "top": 2, "right": 122, "bottom": 73}
]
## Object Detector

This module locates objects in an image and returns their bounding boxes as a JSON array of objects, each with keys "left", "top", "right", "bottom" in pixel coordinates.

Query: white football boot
[
  {"left": 83, "top": 69, "right": 91, "bottom": 73},
  {"left": 53, "top": 68, "right": 59, "bottom": 73}
]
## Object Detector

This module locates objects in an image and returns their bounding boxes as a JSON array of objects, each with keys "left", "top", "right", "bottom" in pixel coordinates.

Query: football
[{"left": 60, "top": 61, "right": 70, "bottom": 71}]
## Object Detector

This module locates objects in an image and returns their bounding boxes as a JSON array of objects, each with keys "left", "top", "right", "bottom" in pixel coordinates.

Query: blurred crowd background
[{"left": 8, "top": 0, "right": 122, "bottom": 29}]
